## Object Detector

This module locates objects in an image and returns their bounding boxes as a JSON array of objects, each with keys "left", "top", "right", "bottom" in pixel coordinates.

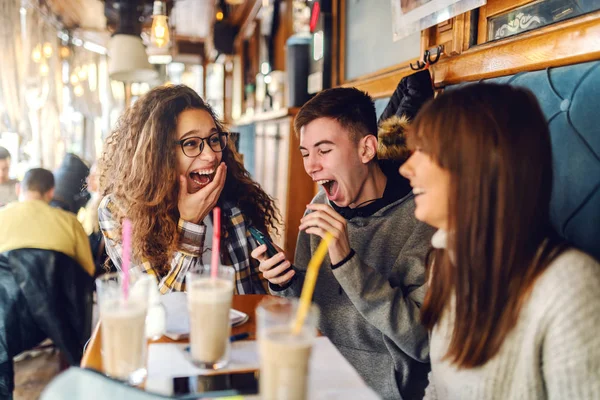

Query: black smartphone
[
  {"left": 171, "top": 371, "right": 259, "bottom": 397},
  {"left": 248, "top": 226, "right": 280, "bottom": 258},
  {"left": 249, "top": 226, "right": 298, "bottom": 276}
]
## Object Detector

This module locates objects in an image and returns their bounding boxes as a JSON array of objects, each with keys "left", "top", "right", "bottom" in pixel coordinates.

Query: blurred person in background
[
  {"left": 78, "top": 163, "right": 109, "bottom": 276},
  {"left": 0, "top": 146, "right": 18, "bottom": 207},
  {"left": 50, "top": 153, "right": 90, "bottom": 214},
  {"left": 0, "top": 168, "right": 94, "bottom": 276}
]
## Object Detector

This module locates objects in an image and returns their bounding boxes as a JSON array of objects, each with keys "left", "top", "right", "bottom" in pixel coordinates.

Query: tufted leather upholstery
[
  {"left": 453, "top": 61, "right": 600, "bottom": 260},
  {"left": 377, "top": 61, "right": 600, "bottom": 260}
]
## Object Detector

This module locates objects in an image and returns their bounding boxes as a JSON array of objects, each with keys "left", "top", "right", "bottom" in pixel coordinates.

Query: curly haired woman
[{"left": 98, "top": 85, "right": 279, "bottom": 294}]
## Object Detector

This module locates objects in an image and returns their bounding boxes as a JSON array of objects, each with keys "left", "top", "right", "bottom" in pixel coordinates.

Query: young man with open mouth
[{"left": 252, "top": 87, "right": 435, "bottom": 399}]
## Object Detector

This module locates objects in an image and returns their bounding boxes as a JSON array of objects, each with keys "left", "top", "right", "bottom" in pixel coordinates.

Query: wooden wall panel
[
  {"left": 224, "top": 66, "right": 233, "bottom": 124},
  {"left": 343, "top": 65, "right": 415, "bottom": 99},
  {"left": 339, "top": 0, "right": 347, "bottom": 86},
  {"left": 331, "top": 0, "right": 341, "bottom": 86},
  {"left": 283, "top": 117, "right": 315, "bottom": 257},
  {"left": 273, "top": 0, "right": 294, "bottom": 72},
  {"left": 486, "top": 0, "right": 534, "bottom": 18}
]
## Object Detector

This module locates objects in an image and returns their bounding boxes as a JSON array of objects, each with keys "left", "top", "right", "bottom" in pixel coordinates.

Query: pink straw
[
  {"left": 122, "top": 218, "right": 132, "bottom": 300},
  {"left": 211, "top": 207, "right": 221, "bottom": 279}
]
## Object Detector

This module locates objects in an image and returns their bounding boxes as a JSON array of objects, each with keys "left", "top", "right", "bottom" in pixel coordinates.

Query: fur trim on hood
[{"left": 377, "top": 115, "right": 411, "bottom": 163}]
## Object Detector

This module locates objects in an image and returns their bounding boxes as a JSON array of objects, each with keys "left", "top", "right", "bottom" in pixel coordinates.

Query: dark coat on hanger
[{"left": 378, "top": 69, "right": 434, "bottom": 125}]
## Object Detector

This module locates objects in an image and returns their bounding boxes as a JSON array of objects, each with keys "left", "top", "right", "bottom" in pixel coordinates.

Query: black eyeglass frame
[{"left": 175, "top": 131, "right": 229, "bottom": 158}]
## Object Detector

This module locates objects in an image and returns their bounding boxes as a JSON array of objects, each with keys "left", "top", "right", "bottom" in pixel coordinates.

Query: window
[{"left": 488, "top": 0, "right": 600, "bottom": 41}]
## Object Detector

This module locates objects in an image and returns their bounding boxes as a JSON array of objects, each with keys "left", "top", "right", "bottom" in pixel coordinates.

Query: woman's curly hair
[{"left": 98, "top": 85, "right": 279, "bottom": 275}]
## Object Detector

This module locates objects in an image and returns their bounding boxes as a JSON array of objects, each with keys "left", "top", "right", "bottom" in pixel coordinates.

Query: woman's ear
[{"left": 359, "top": 134, "right": 379, "bottom": 164}]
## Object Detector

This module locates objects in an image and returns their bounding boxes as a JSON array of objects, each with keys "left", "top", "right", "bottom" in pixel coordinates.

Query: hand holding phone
[
  {"left": 249, "top": 227, "right": 296, "bottom": 286},
  {"left": 248, "top": 226, "right": 280, "bottom": 258}
]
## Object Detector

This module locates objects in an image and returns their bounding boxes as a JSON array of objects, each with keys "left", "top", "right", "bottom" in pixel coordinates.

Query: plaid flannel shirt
[{"left": 98, "top": 195, "right": 268, "bottom": 295}]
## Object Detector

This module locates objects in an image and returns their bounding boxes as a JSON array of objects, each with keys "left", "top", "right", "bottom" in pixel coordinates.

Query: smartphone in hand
[
  {"left": 248, "top": 226, "right": 298, "bottom": 276},
  {"left": 248, "top": 226, "right": 280, "bottom": 258}
]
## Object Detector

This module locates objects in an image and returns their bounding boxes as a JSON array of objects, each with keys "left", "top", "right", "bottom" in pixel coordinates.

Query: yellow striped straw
[{"left": 292, "top": 232, "right": 334, "bottom": 335}]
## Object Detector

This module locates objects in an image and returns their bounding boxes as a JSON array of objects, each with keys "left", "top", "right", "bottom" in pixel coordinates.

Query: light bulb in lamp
[
  {"left": 78, "top": 65, "right": 88, "bottom": 80},
  {"left": 59, "top": 46, "right": 70, "bottom": 59},
  {"left": 43, "top": 42, "right": 53, "bottom": 58},
  {"left": 39, "top": 62, "right": 49, "bottom": 77},
  {"left": 151, "top": 1, "right": 170, "bottom": 48},
  {"left": 74, "top": 84, "right": 84, "bottom": 97},
  {"left": 32, "top": 44, "right": 42, "bottom": 63}
]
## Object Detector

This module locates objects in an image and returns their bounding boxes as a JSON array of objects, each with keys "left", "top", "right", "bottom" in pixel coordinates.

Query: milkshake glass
[
  {"left": 96, "top": 272, "right": 151, "bottom": 385},
  {"left": 186, "top": 265, "right": 235, "bottom": 369},
  {"left": 256, "top": 297, "right": 319, "bottom": 400}
]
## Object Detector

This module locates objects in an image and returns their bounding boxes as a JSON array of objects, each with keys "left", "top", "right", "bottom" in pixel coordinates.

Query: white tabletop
[{"left": 145, "top": 337, "right": 381, "bottom": 399}]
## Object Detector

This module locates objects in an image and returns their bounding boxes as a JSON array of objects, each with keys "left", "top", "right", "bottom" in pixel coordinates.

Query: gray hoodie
[{"left": 272, "top": 187, "right": 435, "bottom": 399}]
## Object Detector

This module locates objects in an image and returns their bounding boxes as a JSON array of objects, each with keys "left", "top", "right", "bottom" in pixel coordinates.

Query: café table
[
  {"left": 81, "top": 294, "right": 272, "bottom": 372},
  {"left": 75, "top": 293, "right": 380, "bottom": 400}
]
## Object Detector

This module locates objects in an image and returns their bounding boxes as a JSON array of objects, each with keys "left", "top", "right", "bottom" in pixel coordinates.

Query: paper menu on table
[{"left": 160, "top": 292, "right": 248, "bottom": 340}]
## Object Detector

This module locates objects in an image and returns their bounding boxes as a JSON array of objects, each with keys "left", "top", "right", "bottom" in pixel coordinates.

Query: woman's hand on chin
[{"left": 178, "top": 162, "right": 227, "bottom": 224}]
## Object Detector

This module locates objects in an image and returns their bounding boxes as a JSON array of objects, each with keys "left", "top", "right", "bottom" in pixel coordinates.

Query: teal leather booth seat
[{"left": 377, "top": 61, "right": 600, "bottom": 260}]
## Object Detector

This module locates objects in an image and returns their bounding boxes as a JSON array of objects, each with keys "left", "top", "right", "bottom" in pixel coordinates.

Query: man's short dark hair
[
  {"left": 21, "top": 168, "right": 55, "bottom": 195},
  {"left": 0, "top": 146, "right": 10, "bottom": 161},
  {"left": 294, "top": 87, "right": 377, "bottom": 141}
]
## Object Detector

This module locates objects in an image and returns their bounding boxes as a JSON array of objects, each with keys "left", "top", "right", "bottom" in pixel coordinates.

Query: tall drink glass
[
  {"left": 186, "top": 265, "right": 235, "bottom": 369},
  {"left": 96, "top": 272, "right": 151, "bottom": 385},
  {"left": 256, "top": 297, "right": 319, "bottom": 400}
]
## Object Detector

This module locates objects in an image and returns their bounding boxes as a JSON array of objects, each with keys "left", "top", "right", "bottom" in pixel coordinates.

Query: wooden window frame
[{"left": 477, "top": 0, "right": 539, "bottom": 44}]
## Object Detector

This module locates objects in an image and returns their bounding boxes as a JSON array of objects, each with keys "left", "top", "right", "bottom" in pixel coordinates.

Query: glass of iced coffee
[
  {"left": 186, "top": 265, "right": 235, "bottom": 369},
  {"left": 95, "top": 272, "right": 151, "bottom": 385},
  {"left": 256, "top": 297, "right": 319, "bottom": 400}
]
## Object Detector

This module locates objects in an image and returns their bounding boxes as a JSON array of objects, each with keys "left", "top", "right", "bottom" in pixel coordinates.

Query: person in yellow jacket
[{"left": 0, "top": 168, "right": 94, "bottom": 276}]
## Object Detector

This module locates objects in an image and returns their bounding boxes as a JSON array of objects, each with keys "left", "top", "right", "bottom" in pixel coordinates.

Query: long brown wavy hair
[
  {"left": 408, "top": 84, "right": 566, "bottom": 368},
  {"left": 98, "top": 85, "right": 279, "bottom": 275}
]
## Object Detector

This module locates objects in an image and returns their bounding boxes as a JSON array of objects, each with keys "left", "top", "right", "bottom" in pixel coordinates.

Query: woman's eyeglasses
[{"left": 175, "top": 132, "right": 229, "bottom": 158}]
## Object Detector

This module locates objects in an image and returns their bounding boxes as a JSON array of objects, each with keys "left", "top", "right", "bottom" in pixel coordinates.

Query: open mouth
[
  {"left": 317, "top": 179, "right": 338, "bottom": 198},
  {"left": 189, "top": 168, "right": 217, "bottom": 190},
  {"left": 412, "top": 188, "right": 425, "bottom": 197}
]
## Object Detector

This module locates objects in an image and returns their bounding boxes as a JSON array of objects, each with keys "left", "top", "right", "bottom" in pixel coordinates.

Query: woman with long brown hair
[
  {"left": 400, "top": 84, "right": 600, "bottom": 399},
  {"left": 98, "top": 85, "right": 279, "bottom": 294}
]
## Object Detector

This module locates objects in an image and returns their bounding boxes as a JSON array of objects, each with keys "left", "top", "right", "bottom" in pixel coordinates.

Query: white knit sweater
[{"left": 425, "top": 236, "right": 600, "bottom": 400}]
